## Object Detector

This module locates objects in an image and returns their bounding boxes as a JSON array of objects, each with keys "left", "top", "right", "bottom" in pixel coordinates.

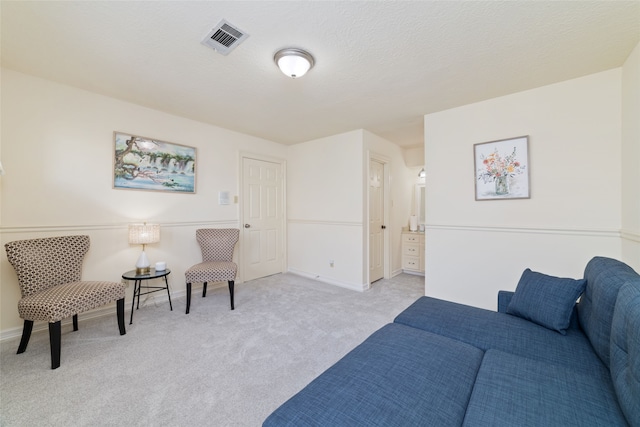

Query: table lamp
[{"left": 128, "top": 223, "right": 160, "bottom": 274}]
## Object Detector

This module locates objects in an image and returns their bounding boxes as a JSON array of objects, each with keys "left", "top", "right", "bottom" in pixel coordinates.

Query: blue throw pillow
[{"left": 506, "top": 268, "right": 586, "bottom": 335}]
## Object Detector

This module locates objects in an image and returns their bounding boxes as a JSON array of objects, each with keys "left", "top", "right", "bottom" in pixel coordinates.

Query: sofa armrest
[{"left": 498, "top": 291, "right": 514, "bottom": 313}]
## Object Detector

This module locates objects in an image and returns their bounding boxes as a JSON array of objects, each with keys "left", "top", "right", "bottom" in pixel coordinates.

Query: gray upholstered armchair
[
  {"left": 185, "top": 228, "right": 239, "bottom": 314},
  {"left": 4, "top": 235, "right": 126, "bottom": 369}
]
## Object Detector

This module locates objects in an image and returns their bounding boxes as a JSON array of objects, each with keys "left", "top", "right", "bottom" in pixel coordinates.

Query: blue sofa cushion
[
  {"left": 578, "top": 256, "right": 640, "bottom": 368},
  {"left": 506, "top": 268, "right": 586, "bottom": 335},
  {"left": 610, "top": 282, "right": 640, "bottom": 427},
  {"left": 497, "top": 290, "right": 513, "bottom": 313},
  {"left": 463, "top": 350, "right": 628, "bottom": 427},
  {"left": 263, "top": 323, "right": 484, "bottom": 427},
  {"left": 499, "top": 290, "right": 579, "bottom": 330},
  {"left": 395, "top": 296, "right": 607, "bottom": 375}
]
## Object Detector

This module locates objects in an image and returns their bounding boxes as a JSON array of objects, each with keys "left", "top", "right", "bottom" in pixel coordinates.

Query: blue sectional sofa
[{"left": 264, "top": 257, "right": 640, "bottom": 426}]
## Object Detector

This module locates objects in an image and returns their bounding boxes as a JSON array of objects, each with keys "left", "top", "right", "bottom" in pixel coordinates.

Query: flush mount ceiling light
[{"left": 274, "top": 48, "right": 315, "bottom": 78}]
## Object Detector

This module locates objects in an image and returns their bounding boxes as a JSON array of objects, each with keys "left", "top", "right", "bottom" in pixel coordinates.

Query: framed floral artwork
[
  {"left": 474, "top": 136, "right": 530, "bottom": 200},
  {"left": 113, "top": 132, "right": 196, "bottom": 193}
]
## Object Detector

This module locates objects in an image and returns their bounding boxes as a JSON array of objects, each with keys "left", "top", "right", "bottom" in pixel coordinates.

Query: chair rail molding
[
  {"left": 621, "top": 229, "right": 640, "bottom": 243},
  {"left": 288, "top": 219, "right": 363, "bottom": 227},
  {"left": 426, "top": 223, "right": 621, "bottom": 238},
  {"left": 0, "top": 220, "right": 239, "bottom": 235}
]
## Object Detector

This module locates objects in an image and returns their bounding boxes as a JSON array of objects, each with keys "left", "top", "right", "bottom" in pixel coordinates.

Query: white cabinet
[{"left": 402, "top": 231, "right": 425, "bottom": 275}]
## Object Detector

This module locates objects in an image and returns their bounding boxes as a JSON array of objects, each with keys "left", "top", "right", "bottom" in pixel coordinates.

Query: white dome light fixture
[{"left": 274, "top": 48, "right": 315, "bottom": 78}]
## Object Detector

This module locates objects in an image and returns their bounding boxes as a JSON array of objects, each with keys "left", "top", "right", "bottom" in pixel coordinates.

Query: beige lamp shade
[
  {"left": 129, "top": 223, "right": 160, "bottom": 274},
  {"left": 128, "top": 223, "right": 160, "bottom": 245}
]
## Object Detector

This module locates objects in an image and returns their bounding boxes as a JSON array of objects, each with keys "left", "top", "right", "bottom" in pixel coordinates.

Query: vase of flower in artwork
[{"left": 495, "top": 175, "right": 509, "bottom": 195}]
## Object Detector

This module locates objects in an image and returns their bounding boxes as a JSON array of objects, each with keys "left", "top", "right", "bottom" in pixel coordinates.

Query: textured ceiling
[{"left": 2, "top": 1, "right": 639, "bottom": 147}]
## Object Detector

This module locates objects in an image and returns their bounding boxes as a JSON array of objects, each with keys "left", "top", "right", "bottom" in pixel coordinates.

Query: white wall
[
  {"left": 287, "top": 130, "right": 365, "bottom": 289},
  {"left": 0, "top": 70, "right": 417, "bottom": 337},
  {"left": 0, "top": 69, "right": 287, "bottom": 335},
  {"left": 403, "top": 146, "right": 425, "bottom": 168},
  {"left": 621, "top": 42, "right": 640, "bottom": 271},
  {"left": 424, "top": 69, "right": 623, "bottom": 310},
  {"left": 287, "top": 129, "right": 413, "bottom": 289}
]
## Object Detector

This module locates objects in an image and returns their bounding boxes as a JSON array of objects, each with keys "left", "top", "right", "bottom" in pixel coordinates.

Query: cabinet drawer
[
  {"left": 403, "top": 234, "right": 421, "bottom": 243},
  {"left": 403, "top": 256, "right": 420, "bottom": 270},
  {"left": 403, "top": 243, "right": 420, "bottom": 256}
]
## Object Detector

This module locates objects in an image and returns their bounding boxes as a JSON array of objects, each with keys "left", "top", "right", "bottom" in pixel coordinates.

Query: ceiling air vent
[{"left": 201, "top": 19, "right": 249, "bottom": 56}]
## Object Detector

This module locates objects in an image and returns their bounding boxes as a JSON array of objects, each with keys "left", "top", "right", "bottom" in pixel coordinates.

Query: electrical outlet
[{"left": 329, "top": 260, "right": 334, "bottom": 267}]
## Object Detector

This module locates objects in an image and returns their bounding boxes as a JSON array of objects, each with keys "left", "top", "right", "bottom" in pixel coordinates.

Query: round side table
[{"left": 122, "top": 268, "right": 173, "bottom": 324}]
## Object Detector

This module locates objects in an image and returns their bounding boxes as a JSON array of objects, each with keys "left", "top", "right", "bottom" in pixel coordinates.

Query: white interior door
[
  {"left": 369, "top": 159, "right": 385, "bottom": 283},
  {"left": 242, "top": 156, "right": 284, "bottom": 282}
]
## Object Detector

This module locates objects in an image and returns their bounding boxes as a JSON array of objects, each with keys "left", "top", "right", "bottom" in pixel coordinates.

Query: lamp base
[
  {"left": 135, "top": 250, "right": 151, "bottom": 275},
  {"left": 135, "top": 266, "right": 151, "bottom": 275}
]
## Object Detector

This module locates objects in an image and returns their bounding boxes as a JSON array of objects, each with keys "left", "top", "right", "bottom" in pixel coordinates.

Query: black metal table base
[{"left": 122, "top": 269, "right": 173, "bottom": 324}]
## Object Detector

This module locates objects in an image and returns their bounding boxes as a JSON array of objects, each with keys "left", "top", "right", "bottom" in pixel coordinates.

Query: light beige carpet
[{"left": 0, "top": 273, "right": 424, "bottom": 427}]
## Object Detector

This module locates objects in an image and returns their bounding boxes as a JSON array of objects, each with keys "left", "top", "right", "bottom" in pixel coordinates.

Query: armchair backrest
[
  {"left": 196, "top": 228, "right": 239, "bottom": 262},
  {"left": 5, "top": 235, "right": 90, "bottom": 298}
]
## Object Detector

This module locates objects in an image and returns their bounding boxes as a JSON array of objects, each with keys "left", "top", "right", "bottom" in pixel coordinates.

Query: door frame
[
  {"left": 366, "top": 151, "right": 390, "bottom": 286},
  {"left": 238, "top": 151, "right": 287, "bottom": 283}
]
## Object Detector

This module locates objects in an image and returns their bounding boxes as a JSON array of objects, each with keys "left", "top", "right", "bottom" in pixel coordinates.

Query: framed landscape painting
[
  {"left": 474, "top": 136, "right": 530, "bottom": 201},
  {"left": 113, "top": 132, "right": 196, "bottom": 193}
]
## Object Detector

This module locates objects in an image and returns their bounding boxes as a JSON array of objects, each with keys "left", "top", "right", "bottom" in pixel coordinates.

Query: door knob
[{"left": 244, "top": 224, "right": 251, "bottom": 228}]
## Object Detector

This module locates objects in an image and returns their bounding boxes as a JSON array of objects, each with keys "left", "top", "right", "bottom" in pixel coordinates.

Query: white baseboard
[
  {"left": 0, "top": 288, "right": 191, "bottom": 343},
  {"left": 0, "top": 303, "right": 121, "bottom": 342},
  {"left": 390, "top": 268, "right": 404, "bottom": 278},
  {"left": 0, "top": 281, "right": 247, "bottom": 342},
  {"left": 402, "top": 270, "right": 425, "bottom": 277},
  {"left": 287, "top": 268, "right": 365, "bottom": 292}
]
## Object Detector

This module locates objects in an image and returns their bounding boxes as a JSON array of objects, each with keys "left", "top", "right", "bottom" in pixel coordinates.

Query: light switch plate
[{"left": 219, "top": 191, "right": 230, "bottom": 205}]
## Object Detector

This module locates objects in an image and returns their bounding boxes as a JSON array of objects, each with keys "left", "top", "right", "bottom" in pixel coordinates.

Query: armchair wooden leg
[
  {"left": 17, "top": 320, "right": 34, "bottom": 354},
  {"left": 49, "top": 321, "right": 62, "bottom": 370},
  {"left": 228, "top": 280, "right": 235, "bottom": 310},
  {"left": 202, "top": 282, "right": 208, "bottom": 298},
  {"left": 117, "top": 298, "right": 126, "bottom": 335},
  {"left": 73, "top": 314, "right": 79, "bottom": 332},
  {"left": 186, "top": 282, "right": 192, "bottom": 314}
]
